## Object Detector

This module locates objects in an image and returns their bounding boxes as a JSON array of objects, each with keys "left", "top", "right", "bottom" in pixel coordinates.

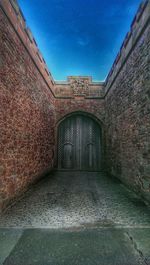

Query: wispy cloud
[{"left": 77, "top": 37, "right": 89, "bottom": 47}]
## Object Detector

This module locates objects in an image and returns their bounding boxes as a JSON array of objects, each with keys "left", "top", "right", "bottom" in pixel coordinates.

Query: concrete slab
[
  {"left": 0, "top": 229, "right": 23, "bottom": 265},
  {"left": 126, "top": 228, "right": 150, "bottom": 264},
  {"left": 3, "top": 228, "right": 147, "bottom": 265}
]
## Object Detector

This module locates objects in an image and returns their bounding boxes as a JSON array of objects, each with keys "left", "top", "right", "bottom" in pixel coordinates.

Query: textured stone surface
[
  {"left": 54, "top": 76, "right": 104, "bottom": 98},
  {"left": 0, "top": 229, "right": 23, "bottom": 265},
  {"left": 0, "top": 6, "right": 55, "bottom": 210},
  {"left": 105, "top": 23, "right": 150, "bottom": 202},
  {"left": 0, "top": 172, "right": 150, "bottom": 228},
  {"left": 0, "top": 171, "right": 150, "bottom": 265}
]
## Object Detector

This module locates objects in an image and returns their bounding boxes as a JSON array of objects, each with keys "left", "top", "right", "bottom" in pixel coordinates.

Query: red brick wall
[
  {"left": 0, "top": 6, "right": 55, "bottom": 210},
  {"left": 105, "top": 2, "right": 150, "bottom": 202},
  {"left": 54, "top": 97, "right": 105, "bottom": 166},
  {"left": 0, "top": 1, "right": 105, "bottom": 211},
  {"left": 55, "top": 98, "right": 105, "bottom": 123}
]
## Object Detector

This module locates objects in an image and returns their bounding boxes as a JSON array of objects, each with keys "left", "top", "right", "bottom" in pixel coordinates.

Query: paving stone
[
  {"left": 126, "top": 228, "right": 150, "bottom": 265},
  {"left": 3, "top": 228, "right": 147, "bottom": 265},
  {"left": 0, "top": 172, "right": 149, "bottom": 228},
  {"left": 0, "top": 229, "right": 23, "bottom": 265}
]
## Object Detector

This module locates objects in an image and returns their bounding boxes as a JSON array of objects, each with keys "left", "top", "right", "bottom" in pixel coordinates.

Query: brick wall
[
  {"left": 0, "top": 1, "right": 105, "bottom": 211},
  {"left": 105, "top": 1, "right": 150, "bottom": 202},
  {"left": 55, "top": 98, "right": 105, "bottom": 123},
  {"left": 54, "top": 97, "right": 105, "bottom": 166},
  {"left": 0, "top": 0, "right": 150, "bottom": 210},
  {"left": 54, "top": 76, "right": 105, "bottom": 124},
  {"left": 54, "top": 76, "right": 104, "bottom": 98},
  {"left": 0, "top": 3, "right": 55, "bottom": 211}
]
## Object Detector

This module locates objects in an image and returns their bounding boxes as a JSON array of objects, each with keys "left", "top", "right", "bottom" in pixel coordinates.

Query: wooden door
[{"left": 58, "top": 115, "right": 101, "bottom": 170}]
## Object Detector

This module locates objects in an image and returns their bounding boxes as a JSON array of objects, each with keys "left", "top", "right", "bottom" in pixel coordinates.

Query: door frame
[{"left": 54, "top": 111, "right": 105, "bottom": 171}]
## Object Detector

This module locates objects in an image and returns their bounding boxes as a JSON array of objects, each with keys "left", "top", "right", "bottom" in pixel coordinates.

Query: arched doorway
[{"left": 57, "top": 113, "right": 102, "bottom": 171}]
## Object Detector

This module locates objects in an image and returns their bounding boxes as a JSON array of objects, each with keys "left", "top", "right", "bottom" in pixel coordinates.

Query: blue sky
[{"left": 18, "top": 0, "right": 141, "bottom": 81}]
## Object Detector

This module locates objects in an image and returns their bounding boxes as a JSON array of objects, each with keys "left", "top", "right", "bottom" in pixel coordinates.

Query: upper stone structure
[{"left": 54, "top": 76, "right": 104, "bottom": 98}]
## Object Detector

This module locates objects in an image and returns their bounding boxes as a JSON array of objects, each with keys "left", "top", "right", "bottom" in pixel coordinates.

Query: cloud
[{"left": 77, "top": 37, "right": 89, "bottom": 47}]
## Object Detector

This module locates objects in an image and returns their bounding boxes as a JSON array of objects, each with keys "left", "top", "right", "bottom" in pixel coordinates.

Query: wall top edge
[
  {"left": 105, "top": 0, "right": 150, "bottom": 92},
  {"left": 0, "top": 0, "right": 55, "bottom": 87},
  {"left": 55, "top": 77, "right": 105, "bottom": 86}
]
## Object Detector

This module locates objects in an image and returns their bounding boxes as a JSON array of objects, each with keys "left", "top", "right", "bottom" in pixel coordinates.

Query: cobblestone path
[{"left": 0, "top": 171, "right": 150, "bottom": 228}]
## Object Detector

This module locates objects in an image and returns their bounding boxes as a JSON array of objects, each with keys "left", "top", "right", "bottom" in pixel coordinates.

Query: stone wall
[
  {"left": 55, "top": 98, "right": 105, "bottom": 123},
  {"left": 0, "top": 1, "right": 56, "bottom": 211},
  {"left": 54, "top": 76, "right": 104, "bottom": 98},
  {"left": 105, "top": 1, "right": 150, "bottom": 202},
  {"left": 54, "top": 76, "right": 105, "bottom": 130}
]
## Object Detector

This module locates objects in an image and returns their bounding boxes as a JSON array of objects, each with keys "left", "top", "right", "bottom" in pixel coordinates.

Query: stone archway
[{"left": 57, "top": 112, "right": 102, "bottom": 171}]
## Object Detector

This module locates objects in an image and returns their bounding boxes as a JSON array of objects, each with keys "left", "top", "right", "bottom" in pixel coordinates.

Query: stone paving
[
  {"left": 0, "top": 171, "right": 150, "bottom": 228},
  {"left": 0, "top": 171, "right": 150, "bottom": 264}
]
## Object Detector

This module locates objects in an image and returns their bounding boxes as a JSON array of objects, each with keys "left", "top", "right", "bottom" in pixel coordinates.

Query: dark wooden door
[{"left": 58, "top": 115, "right": 101, "bottom": 170}]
